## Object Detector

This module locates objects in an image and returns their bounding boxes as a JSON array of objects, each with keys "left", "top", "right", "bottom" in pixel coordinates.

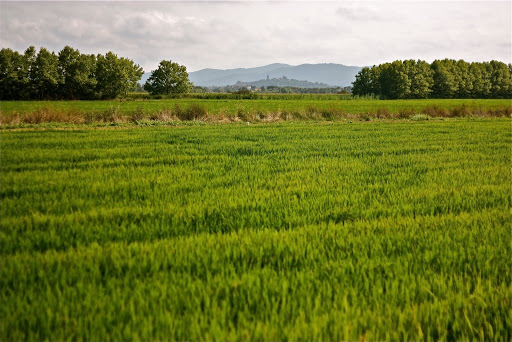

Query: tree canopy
[
  {"left": 144, "top": 60, "right": 191, "bottom": 95},
  {"left": 0, "top": 46, "right": 143, "bottom": 100},
  {"left": 352, "top": 59, "right": 512, "bottom": 99}
]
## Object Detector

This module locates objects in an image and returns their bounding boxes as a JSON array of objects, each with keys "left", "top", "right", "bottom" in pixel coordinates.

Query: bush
[
  {"left": 375, "top": 107, "right": 391, "bottom": 119},
  {"left": 449, "top": 104, "right": 471, "bottom": 117},
  {"left": 398, "top": 108, "right": 415, "bottom": 119},
  {"left": 130, "top": 106, "right": 146, "bottom": 122},
  {"left": 176, "top": 104, "right": 208, "bottom": 121},
  {"left": 487, "top": 107, "right": 512, "bottom": 117},
  {"left": 410, "top": 114, "right": 430, "bottom": 121},
  {"left": 320, "top": 107, "right": 345, "bottom": 120},
  {"left": 306, "top": 105, "right": 317, "bottom": 117},
  {"left": 423, "top": 105, "right": 449, "bottom": 117},
  {"left": 358, "top": 113, "right": 372, "bottom": 121},
  {"left": 173, "top": 104, "right": 184, "bottom": 119},
  {"left": 149, "top": 109, "right": 174, "bottom": 122},
  {"left": 19, "top": 108, "right": 83, "bottom": 124},
  {"left": 98, "top": 106, "right": 122, "bottom": 123}
]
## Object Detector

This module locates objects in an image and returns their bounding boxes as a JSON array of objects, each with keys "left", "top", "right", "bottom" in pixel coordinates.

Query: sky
[{"left": 0, "top": 1, "right": 510, "bottom": 72}]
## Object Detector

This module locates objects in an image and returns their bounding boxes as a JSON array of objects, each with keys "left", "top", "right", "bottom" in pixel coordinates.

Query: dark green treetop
[{"left": 144, "top": 60, "right": 192, "bottom": 95}]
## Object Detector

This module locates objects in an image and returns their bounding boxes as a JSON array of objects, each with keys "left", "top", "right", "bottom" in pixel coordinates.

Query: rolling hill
[{"left": 141, "top": 63, "right": 362, "bottom": 88}]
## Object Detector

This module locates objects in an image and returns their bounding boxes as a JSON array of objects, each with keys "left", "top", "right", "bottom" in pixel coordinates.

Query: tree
[
  {"left": 470, "top": 62, "right": 492, "bottom": 98},
  {"left": 118, "top": 56, "right": 144, "bottom": 96},
  {"left": 352, "top": 67, "right": 373, "bottom": 96},
  {"left": 431, "top": 59, "right": 458, "bottom": 98},
  {"left": 352, "top": 66, "right": 381, "bottom": 97},
  {"left": 96, "top": 52, "right": 143, "bottom": 99},
  {"left": 352, "top": 58, "right": 511, "bottom": 99},
  {"left": 76, "top": 53, "right": 98, "bottom": 99},
  {"left": 0, "top": 48, "right": 23, "bottom": 100},
  {"left": 21, "top": 47, "right": 36, "bottom": 99},
  {"left": 456, "top": 60, "right": 472, "bottom": 98},
  {"left": 408, "top": 60, "right": 433, "bottom": 99},
  {"left": 58, "top": 46, "right": 80, "bottom": 98},
  {"left": 57, "top": 46, "right": 97, "bottom": 100},
  {"left": 379, "top": 61, "right": 411, "bottom": 99},
  {"left": 0, "top": 46, "right": 147, "bottom": 100},
  {"left": 31, "top": 47, "right": 59, "bottom": 100},
  {"left": 489, "top": 60, "right": 511, "bottom": 98},
  {"left": 144, "top": 60, "right": 191, "bottom": 95}
]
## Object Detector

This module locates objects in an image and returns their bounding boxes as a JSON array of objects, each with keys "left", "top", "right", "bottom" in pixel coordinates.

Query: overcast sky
[{"left": 1, "top": 1, "right": 510, "bottom": 72}]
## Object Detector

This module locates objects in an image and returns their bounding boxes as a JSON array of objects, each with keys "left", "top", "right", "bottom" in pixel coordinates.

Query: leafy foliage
[
  {"left": 0, "top": 46, "right": 143, "bottom": 100},
  {"left": 352, "top": 59, "right": 512, "bottom": 99},
  {"left": 30, "top": 48, "right": 60, "bottom": 100},
  {"left": 0, "top": 47, "right": 35, "bottom": 100},
  {"left": 144, "top": 60, "right": 191, "bottom": 95},
  {"left": 96, "top": 52, "right": 143, "bottom": 99},
  {"left": 57, "top": 46, "right": 97, "bottom": 100}
]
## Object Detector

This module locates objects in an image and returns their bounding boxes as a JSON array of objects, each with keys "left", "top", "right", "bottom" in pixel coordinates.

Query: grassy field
[
  {"left": 1, "top": 119, "right": 510, "bottom": 340},
  {"left": 1, "top": 98, "right": 510, "bottom": 125}
]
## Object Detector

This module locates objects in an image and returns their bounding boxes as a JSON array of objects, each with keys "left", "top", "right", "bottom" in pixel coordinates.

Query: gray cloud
[
  {"left": 0, "top": 1, "right": 510, "bottom": 73},
  {"left": 335, "top": 3, "right": 393, "bottom": 22}
]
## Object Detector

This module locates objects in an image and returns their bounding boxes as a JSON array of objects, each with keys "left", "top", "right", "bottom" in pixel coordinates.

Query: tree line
[
  {"left": 3, "top": 48, "right": 510, "bottom": 100},
  {"left": 352, "top": 59, "right": 512, "bottom": 99},
  {"left": 0, "top": 46, "right": 144, "bottom": 100}
]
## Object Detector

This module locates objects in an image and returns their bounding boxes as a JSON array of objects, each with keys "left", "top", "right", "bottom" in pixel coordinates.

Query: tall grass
[
  {"left": 1, "top": 120, "right": 510, "bottom": 340},
  {"left": 1, "top": 100, "right": 510, "bottom": 126}
]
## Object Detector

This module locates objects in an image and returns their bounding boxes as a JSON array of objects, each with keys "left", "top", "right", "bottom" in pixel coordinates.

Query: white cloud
[{"left": 0, "top": 1, "right": 510, "bottom": 72}]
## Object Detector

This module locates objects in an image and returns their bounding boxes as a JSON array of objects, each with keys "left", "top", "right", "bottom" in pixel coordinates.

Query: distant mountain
[
  {"left": 190, "top": 63, "right": 291, "bottom": 86},
  {"left": 233, "top": 77, "right": 333, "bottom": 89},
  {"left": 140, "top": 63, "right": 363, "bottom": 88}
]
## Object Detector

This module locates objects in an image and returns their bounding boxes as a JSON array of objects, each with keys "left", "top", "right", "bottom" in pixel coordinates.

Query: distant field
[
  {"left": 1, "top": 98, "right": 510, "bottom": 122},
  {"left": 1, "top": 119, "right": 510, "bottom": 340}
]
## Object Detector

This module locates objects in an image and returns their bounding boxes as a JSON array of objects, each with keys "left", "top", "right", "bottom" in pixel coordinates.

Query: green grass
[
  {"left": 1, "top": 119, "right": 511, "bottom": 340},
  {"left": 1, "top": 98, "right": 510, "bottom": 118}
]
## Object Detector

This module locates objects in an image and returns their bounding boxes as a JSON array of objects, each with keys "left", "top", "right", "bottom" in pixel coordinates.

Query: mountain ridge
[
  {"left": 233, "top": 76, "right": 334, "bottom": 89},
  {"left": 140, "top": 63, "right": 362, "bottom": 88}
]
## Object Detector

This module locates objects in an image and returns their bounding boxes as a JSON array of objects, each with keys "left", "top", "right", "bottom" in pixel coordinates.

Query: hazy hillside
[
  {"left": 266, "top": 64, "right": 363, "bottom": 87},
  {"left": 141, "top": 63, "right": 362, "bottom": 87},
  {"left": 234, "top": 77, "right": 333, "bottom": 89}
]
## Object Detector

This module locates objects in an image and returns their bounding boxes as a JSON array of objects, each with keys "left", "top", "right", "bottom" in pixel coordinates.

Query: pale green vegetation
[
  {"left": 0, "top": 98, "right": 510, "bottom": 126},
  {"left": 1, "top": 119, "right": 510, "bottom": 340}
]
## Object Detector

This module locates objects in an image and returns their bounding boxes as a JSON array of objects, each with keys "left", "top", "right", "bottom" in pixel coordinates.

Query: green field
[
  {"left": 1, "top": 119, "right": 511, "bottom": 340},
  {"left": 1, "top": 98, "right": 510, "bottom": 120}
]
